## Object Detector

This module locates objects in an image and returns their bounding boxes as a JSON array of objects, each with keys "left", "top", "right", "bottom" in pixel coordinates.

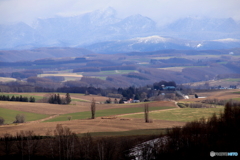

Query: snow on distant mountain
[
  {"left": 83, "top": 35, "right": 240, "bottom": 53},
  {"left": 83, "top": 36, "right": 196, "bottom": 53},
  {"left": 0, "top": 7, "right": 240, "bottom": 50}
]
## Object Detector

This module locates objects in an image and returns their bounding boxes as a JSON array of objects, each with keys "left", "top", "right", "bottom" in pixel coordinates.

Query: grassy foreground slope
[
  {"left": 45, "top": 106, "right": 175, "bottom": 122},
  {"left": 0, "top": 108, "right": 48, "bottom": 124}
]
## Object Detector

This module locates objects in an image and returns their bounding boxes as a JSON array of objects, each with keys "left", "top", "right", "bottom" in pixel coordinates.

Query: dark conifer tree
[
  {"left": 65, "top": 93, "right": 71, "bottom": 104},
  {"left": 10, "top": 95, "right": 16, "bottom": 101}
]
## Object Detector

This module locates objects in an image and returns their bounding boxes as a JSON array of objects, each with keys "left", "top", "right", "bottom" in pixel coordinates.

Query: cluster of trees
[
  {"left": 0, "top": 95, "right": 35, "bottom": 102},
  {"left": 153, "top": 81, "right": 177, "bottom": 90},
  {"left": 48, "top": 93, "right": 71, "bottom": 104},
  {"left": 105, "top": 98, "right": 120, "bottom": 104}
]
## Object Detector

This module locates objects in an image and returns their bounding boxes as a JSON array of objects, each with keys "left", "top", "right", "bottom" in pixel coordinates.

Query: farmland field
[
  {"left": 0, "top": 89, "right": 238, "bottom": 137},
  {"left": 0, "top": 117, "right": 186, "bottom": 136},
  {"left": 38, "top": 73, "right": 83, "bottom": 81},
  {"left": 0, "top": 100, "right": 182, "bottom": 136},
  {"left": 0, "top": 77, "right": 17, "bottom": 82},
  {"left": 0, "top": 107, "right": 48, "bottom": 124},
  {"left": 44, "top": 106, "right": 176, "bottom": 122},
  {"left": 120, "top": 107, "right": 224, "bottom": 122}
]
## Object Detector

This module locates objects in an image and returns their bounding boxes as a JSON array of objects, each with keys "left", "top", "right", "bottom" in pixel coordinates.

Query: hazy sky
[{"left": 0, "top": 0, "right": 240, "bottom": 25}]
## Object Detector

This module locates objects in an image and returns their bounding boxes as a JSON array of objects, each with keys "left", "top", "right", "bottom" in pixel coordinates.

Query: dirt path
[{"left": 28, "top": 114, "right": 60, "bottom": 124}]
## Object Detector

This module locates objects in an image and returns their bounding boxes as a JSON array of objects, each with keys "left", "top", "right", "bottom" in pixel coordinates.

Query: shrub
[
  {"left": 14, "top": 114, "right": 25, "bottom": 123},
  {"left": 0, "top": 117, "right": 5, "bottom": 125}
]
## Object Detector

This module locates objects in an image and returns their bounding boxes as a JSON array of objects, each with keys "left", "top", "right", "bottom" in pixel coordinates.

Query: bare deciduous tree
[
  {"left": 144, "top": 104, "right": 149, "bottom": 123},
  {"left": 14, "top": 114, "right": 25, "bottom": 123},
  {"left": 91, "top": 98, "right": 96, "bottom": 119}
]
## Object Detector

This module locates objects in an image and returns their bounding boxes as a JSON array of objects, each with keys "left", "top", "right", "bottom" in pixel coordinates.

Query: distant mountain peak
[{"left": 92, "top": 7, "right": 117, "bottom": 18}]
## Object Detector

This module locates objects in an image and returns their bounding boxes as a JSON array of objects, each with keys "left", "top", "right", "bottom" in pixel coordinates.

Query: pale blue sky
[{"left": 0, "top": 0, "right": 240, "bottom": 25}]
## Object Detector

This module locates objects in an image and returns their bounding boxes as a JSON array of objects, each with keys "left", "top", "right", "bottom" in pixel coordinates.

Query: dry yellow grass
[{"left": 0, "top": 117, "right": 186, "bottom": 136}]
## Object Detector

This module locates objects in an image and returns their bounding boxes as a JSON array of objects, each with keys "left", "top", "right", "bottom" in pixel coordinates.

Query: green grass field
[
  {"left": 0, "top": 108, "right": 48, "bottom": 124},
  {"left": 120, "top": 107, "right": 224, "bottom": 122},
  {"left": 233, "top": 98, "right": 240, "bottom": 101},
  {"left": 45, "top": 106, "right": 175, "bottom": 122},
  {"left": 71, "top": 99, "right": 89, "bottom": 102},
  {"left": 233, "top": 91, "right": 240, "bottom": 94},
  {"left": 78, "top": 128, "right": 168, "bottom": 137}
]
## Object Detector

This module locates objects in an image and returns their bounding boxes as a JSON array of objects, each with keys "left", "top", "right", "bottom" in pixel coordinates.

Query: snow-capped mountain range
[{"left": 0, "top": 7, "right": 240, "bottom": 52}]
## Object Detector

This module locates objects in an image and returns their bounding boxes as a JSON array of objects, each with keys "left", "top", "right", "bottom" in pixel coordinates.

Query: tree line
[
  {"left": 0, "top": 80, "right": 178, "bottom": 101},
  {"left": 48, "top": 93, "right": 71, "bottom": 104},
  {"left": 0, "top": 95, "right": 35, "bottom": 102}
]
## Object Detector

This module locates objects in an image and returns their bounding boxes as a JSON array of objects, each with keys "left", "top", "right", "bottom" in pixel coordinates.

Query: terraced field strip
[
  {"left": 0, "top": 107, "right": 49, "bottom": 124},
  {"left": 120, "top": 107, "right": 224, "bottom": 122},
  {"left": 44, "top": 106, "right": 175, "bottom": 122}
]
